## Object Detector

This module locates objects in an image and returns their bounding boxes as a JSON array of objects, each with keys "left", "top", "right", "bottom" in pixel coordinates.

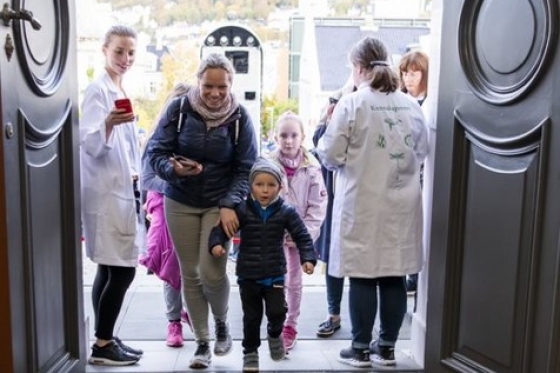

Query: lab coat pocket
[{"left": 103, "top": 194, "right": 136, "bottom": 236}]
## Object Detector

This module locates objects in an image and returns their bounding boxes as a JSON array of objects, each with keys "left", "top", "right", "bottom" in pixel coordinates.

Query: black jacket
[
  {"left": 208, "top": 196, "right": 317, "bottom": 280},
  {"left": 147, "top": 96, "right": 258, "bottom": 208},
  {"left": 312, "top": 123, "right": 334, "bottom": 262}
]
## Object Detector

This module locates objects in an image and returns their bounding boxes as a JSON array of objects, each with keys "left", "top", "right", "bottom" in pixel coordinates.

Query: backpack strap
[
  {"left": 232, "top": 106, "right": 242, "bottom": 146},
  {"left": 176, "top": 97, "right": 239, "bottom": 146},
  {"left": 176, "top": 96, "right": 186, "bottom": 133},
  {"left": 234, "top": 119, "right": 239, "bottom": 146}
]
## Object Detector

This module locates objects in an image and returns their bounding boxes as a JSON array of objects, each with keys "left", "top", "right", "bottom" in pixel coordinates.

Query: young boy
[{"left": 209, "top": 158, "right": 317, "bottom": 372}]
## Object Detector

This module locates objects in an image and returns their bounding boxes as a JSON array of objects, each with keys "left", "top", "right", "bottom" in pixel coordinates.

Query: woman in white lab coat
[
  {"left": 80, "top": 25, "right": 144, "bottom": 367},
  {"left": 316, "top": 37, "right": 428, "bottom": 368}
]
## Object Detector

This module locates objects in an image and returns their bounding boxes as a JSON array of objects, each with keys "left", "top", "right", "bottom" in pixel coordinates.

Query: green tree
[
  {"left": 134, "top": 98, "right": 161, "bottom": 133},
  {"left": 137, "top": 41, "right": 200, "bottom": 134},
  {"left": 261, "top": 95, "right": 298, "bottom": 139}
]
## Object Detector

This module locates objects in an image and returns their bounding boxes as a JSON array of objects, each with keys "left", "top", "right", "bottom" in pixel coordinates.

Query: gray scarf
[{"left": 187, "top": 87, "right": 238, "bottom": 128}]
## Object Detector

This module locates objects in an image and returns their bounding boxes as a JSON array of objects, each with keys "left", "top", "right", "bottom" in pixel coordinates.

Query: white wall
[{"left": 410, "top": 0, "right": 442, "bottom": 366}]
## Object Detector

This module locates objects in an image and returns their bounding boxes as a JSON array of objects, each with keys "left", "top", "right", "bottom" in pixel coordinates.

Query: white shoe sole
[
  {"left": 371, "top": 356, "right": 397, "bottom": 366},
  {"left": 189, "top": 359, "right": 211, "bottom": 369},
  {"left": 88, "top": 357, "right": 138, "bottom": 366},
  {"left": 337, "top": 357, "right": 371, "bottom": 368}
]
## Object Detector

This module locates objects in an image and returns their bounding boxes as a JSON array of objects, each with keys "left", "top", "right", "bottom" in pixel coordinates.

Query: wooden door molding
[
  {"left": 0, "top": 125, "right": 14, "bottom": 373},
  {"left": 457, "top": 0, "right": 557, "bottom": 104},
  {"left": 12, "top": 2, "right": 71, "bottom": 96},
  {"left": 426, "top": 0, "right": 560, "bottom": 372},
  {"left": 0, "top": 1, "right": 85, "bottom": 372},
  {"left": 436, "top": 113, "right": 549, "bottom": 372}
]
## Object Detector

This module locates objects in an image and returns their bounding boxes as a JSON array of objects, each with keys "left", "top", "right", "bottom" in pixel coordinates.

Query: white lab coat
[
  {"left": 316, "top": 83, "right": 428, "bottom": 278},
  {"left": 80, "top": 71, "right": 144, "bottom": 267}
]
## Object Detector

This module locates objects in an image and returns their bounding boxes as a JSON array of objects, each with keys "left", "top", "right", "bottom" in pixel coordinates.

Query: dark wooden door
[
  {"left": 0, "top": 1, "right": 85, "bottom": 372},
  {"left": 426, "top": 1, "right": 560, "bottom": 372}
]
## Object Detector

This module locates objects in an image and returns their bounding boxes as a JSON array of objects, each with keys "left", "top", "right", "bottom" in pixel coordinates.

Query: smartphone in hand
[
  {"left": 174, "top": 155, "right": 200, "bottom": 169},
  {"left": 115, "top": 98, "right": 133, "bottom": 114}
]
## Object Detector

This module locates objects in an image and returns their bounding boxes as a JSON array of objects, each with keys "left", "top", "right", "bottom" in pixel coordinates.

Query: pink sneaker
[
  {"left": 282, "top": 325, "right": 297, "bottom": 351},
  {"left": 166, "top": 321, "right": 184, "bottom": 347}
]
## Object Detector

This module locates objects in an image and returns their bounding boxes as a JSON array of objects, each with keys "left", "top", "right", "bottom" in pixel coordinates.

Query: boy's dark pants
[{"left": 239, "top": 279, "right": 287, "bottom": 354}]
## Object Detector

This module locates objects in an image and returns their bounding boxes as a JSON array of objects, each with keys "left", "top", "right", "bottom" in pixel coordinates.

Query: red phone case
[{"left": 115, "top": 98, "right": 133, "bottom": 114}]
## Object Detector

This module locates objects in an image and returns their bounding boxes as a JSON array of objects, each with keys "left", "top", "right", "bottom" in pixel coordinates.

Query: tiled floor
[
  {"left": 83, "top": 255, "right": 422, "bottom": 372},
  {"left": 85, "top": 339, "right": 420, "bottom": 372}
]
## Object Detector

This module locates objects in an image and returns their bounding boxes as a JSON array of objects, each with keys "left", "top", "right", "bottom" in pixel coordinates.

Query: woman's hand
[
  {"left": 219, "top": 207, "right": 239, "bottom": 238},
  {"left": 105, "top": 108, "right": 135, "bottom": 138},
  {"left": 168, "top": 157, "right": 203, "bottom": 177},
  {"left": 319, "top": 103, "right": 336, "bottom": 126}
]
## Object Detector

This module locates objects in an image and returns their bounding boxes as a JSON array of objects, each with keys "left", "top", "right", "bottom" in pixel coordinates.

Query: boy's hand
[
  {"left": 302, "top": 262, "right": 314, "bottom": 275},
  {"left": 211, "top": 245, "right": 226, "bottom": 257}
]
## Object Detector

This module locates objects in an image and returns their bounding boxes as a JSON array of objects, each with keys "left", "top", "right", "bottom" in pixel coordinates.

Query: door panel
[
  {"left": 0, "top": 1, "right": 84, "bottom": 372},
  {"left": 426, "top": 1, "right": 560, "bottom": 373}
]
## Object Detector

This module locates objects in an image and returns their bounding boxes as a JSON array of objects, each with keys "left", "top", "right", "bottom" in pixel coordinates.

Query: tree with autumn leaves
[{"left": 136, "top": 40, "right": 297, "bottom": 142}]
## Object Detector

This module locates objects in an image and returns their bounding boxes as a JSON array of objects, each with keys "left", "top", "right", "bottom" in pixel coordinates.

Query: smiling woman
[
  {"left": 80, "top": 24, "right": 144, "bottom": 367},
  {"left": 147, "top": 52, "right": 258, "bottom": 369}
]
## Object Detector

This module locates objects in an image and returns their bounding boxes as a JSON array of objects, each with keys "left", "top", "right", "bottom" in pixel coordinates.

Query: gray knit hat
[{"left": 249, "top": 157, "right": 283, "bottom": 185}]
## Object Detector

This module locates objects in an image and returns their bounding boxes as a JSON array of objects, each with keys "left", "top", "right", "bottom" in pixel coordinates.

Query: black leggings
[{"left": 92, "top": 264, "right": 136, "bottom": 340}]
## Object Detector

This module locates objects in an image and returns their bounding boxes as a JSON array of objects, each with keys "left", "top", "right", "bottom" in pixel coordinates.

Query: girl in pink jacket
[{"left": 268, "top": 111, "right": 328, "bottom": 351}]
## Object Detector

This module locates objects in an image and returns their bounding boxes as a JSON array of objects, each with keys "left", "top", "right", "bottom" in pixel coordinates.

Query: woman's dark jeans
[
  {"left": 348, "top": 276, "right": 407, "bottom": 349},
  {"left": 325, "top": 266, "right": 345, "bottom": 316}
]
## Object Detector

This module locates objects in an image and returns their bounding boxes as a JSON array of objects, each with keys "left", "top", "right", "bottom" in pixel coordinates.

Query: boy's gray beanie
[{"left": 249, "top": 157, "right": 283, "bottom": 185}]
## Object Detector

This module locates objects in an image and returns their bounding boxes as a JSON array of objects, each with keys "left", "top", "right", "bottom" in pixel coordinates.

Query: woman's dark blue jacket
[
  {"left": 147, "top": 96, "right": 258, "bottom": 209},
  {"left": 208, "top": 196, "right": 317, "bottom": 280}
]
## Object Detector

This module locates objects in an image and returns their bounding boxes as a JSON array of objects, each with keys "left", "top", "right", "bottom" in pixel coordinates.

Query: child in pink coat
[
  {"left": 268, "top": 111, "right": 328, "bottom": 351},
  {"left": 139, "top": 83, "right": 192, "bottom": 348}
]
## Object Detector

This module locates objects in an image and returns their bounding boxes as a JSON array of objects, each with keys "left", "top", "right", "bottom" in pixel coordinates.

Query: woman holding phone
[
  {"left": 148, "top": 53, "right": 258, "bottom": 369},
  {"left": 80, "top": 25, "right": 144, "bottom": 366}
]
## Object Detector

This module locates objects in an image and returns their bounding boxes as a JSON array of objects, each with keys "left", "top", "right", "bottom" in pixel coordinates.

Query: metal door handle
[{"left": 0, "top": 3, "right": 41, "bottom": 30}]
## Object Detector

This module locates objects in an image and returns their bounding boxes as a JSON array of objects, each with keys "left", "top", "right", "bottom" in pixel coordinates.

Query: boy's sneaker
[
  {"left": 267, "top": 335, "right": 285, "bottom": 361},
  {"left": 113, "top": 336, "right": 143, "bottom": 357},
  {"left": 88, "top": 341, "right": 139, "bottom": 366},
  {"left": 370, "top": 340, "right": 396, "bottom": 366},
  {"left": 338, "top": 346, "right": 370, "bottom": 367},
  {"left": 189, "top": 341, "right": 212, "bottom": 369},
  {"left": 166, "top": 321, "right": 184, "bottom": 347},
  {"left": 316, "top": 317, "right": 341, "bottom": 337},
  {"left": 214, "top": 320, "right": 233, "bottom": 356},
  {"left": 242, "top": 351, "right": 259, "bottom": 372},
  {"left": 281, "top": 325, "right": 297, "bottom": 351}
]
